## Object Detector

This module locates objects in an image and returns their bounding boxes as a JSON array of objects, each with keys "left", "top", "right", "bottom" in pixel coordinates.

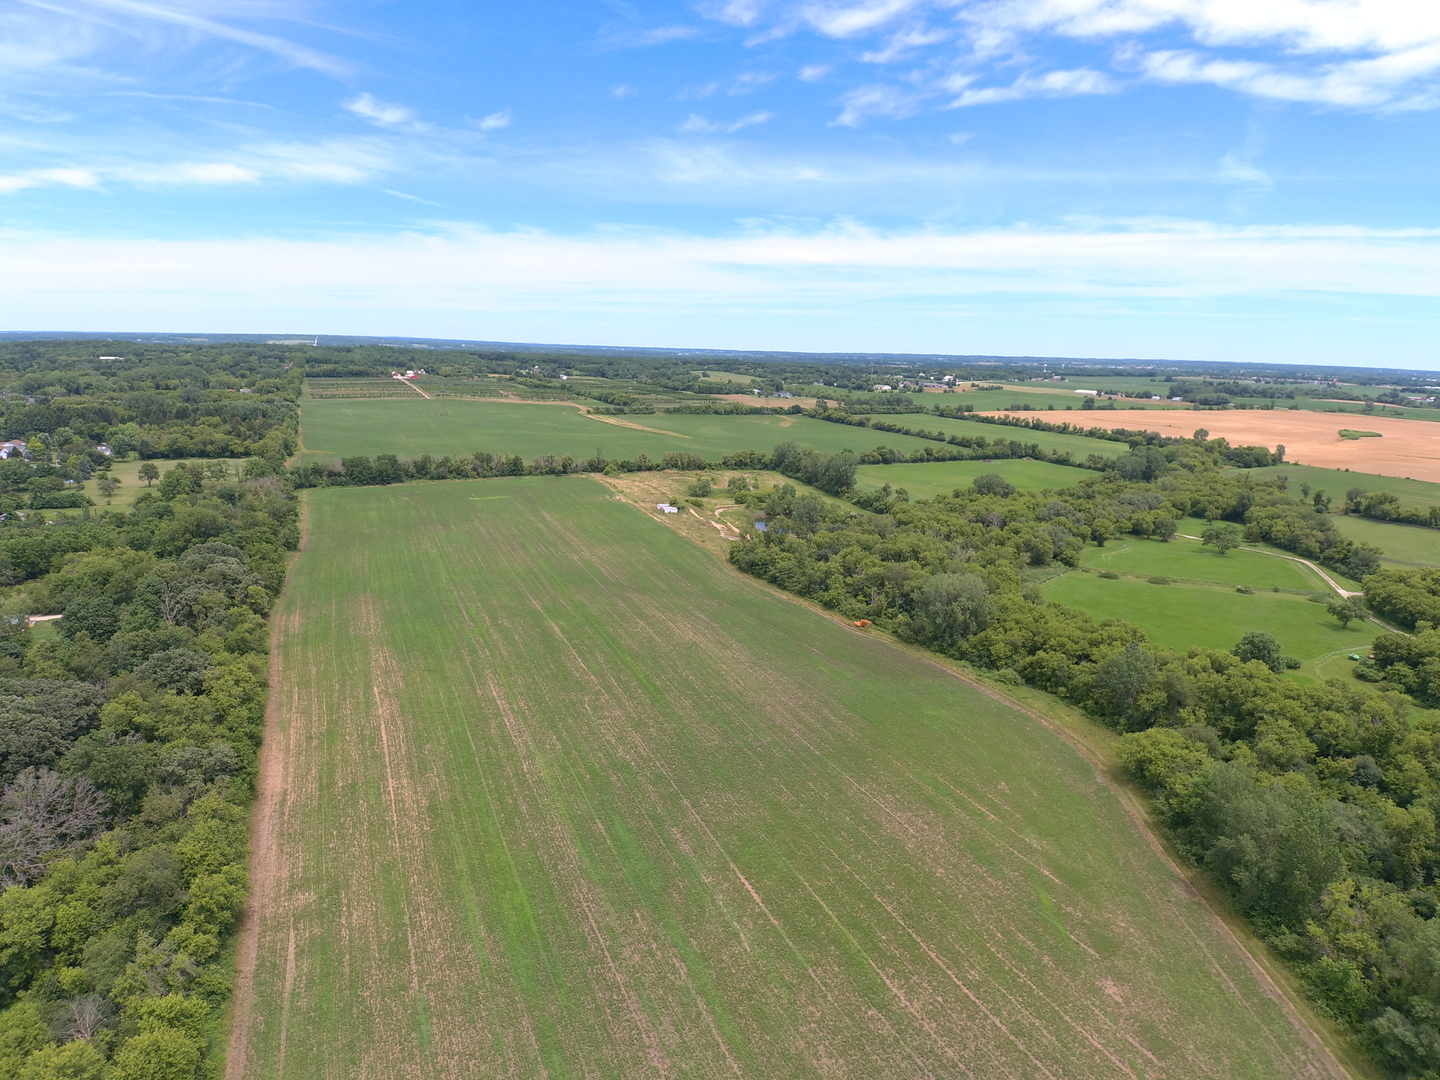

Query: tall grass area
[{"left": 230, "top": 477, "right": 1335, "bottom": 1079}]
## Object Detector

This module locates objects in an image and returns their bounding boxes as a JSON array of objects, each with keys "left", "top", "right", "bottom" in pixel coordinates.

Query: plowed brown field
[
  {"left": 982, "top": 409, "right": 1440, "bottom": 481},
  {"left": 228, "top": 477, "right": 1348, "bottom": 1079}
]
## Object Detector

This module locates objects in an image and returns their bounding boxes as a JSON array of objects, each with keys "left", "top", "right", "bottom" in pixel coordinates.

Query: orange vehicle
[{"left": 853, "top": 619, "right": 872, "bottom": 628}]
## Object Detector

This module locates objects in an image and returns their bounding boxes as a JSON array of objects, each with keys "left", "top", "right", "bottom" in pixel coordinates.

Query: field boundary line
[
  {"left": 223, "top": 497, "right": 312, "bottom": 1080},
  {"left": 616, "top": 490, "right": 1366, "bottom": 1080}
]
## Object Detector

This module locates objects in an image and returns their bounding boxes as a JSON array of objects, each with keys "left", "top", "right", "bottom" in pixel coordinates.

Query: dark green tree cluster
[
  {"left": 0, "top": 461, "right": 297, "bottom": 1077},
  {"left": 0, "top": 342, "right": 300, "bottom": 464}
]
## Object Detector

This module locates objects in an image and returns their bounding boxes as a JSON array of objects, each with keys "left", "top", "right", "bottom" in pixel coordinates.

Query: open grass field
[
  {"left": 229, "top": 477, "right": 1342, "bottom": 1080},
  {"left": 1081, "top": 536, "right": 1327, "bottom": 592},
  {"left": 856, "top": 413, "right": 1129, "bottom": 460},
  {"left": 1017, "top": 409, "right": 1440, "bottom": 482},
  {"left": 1332, "top": 516, "right": 1440, "bottom": 568},
  {"left": 1043, "top": 569, "right": 1375, "bottom": 682},
  {"left": 296, "top": 398, "right": 940, "bottom": 465},
  {"left": 1244, "top": 465, "right": 1440, "bottom": 509},
  {"left": 855, "top": 458, "right": 1092, "bottom": 498}
]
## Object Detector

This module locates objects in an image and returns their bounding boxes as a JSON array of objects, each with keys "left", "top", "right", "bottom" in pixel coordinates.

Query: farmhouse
[{"left": 0, "top": 440, "right": 27, "bottom": 458}]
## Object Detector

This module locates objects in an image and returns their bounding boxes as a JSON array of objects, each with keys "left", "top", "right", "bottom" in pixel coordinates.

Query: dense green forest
[
  {"left": 0, "top": 467, "right": 295, "bottom": 1077},
  {"left": 728, "top": 438, "right": 1440, "bottom": 1077}
]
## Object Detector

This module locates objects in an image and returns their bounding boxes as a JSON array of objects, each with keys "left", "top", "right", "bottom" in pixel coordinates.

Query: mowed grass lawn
[
  {"left": 297, "top": 397, "right": 940, "bottom": 464},
  {"left": 231, "top": 477, "right": 1338, "bottom": 1080},
  {"left": 855, "top": 458, "right": 1091, "bottom": 499},
  {"left": 1332, "top": 515, "right": 1440, "bottom": 568},
  {"left": 1081, "top": 536, "right": 1326, "bottom": 591},
  {"left": 1044, "top": 568, "right": 1375, "bottom": 681}
]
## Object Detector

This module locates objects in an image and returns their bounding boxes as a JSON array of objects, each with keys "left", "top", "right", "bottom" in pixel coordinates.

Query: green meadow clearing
[
  {"left": 230, "top": 477, "right": 1338, "bottom": 1079},
  {"left": 1332, "top": 515, "right": 1440, "bottom": 568},
  {"left": 1245, "top": 465, "right": 1440, "bottom": 508},
  {"left": 855, "top": 458, "right": 1092, "bottom": 498},
  {"left": 1044, "top": 565, "right": 1375, "bottom": 682},
  {"left": 296, "top": 397, "right": 941, "bottom": 464},
  {"left": 1080, "top": 535, "right": 1326, "bottom": 592}
]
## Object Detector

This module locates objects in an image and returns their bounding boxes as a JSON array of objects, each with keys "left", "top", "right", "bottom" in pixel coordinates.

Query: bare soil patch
[{"left": 982, "top": 409, "right": 1440, "bottom": 481}]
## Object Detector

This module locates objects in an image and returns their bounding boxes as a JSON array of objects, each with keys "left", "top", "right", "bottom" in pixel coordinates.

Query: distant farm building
[
  {"left": 0, "top": 440, "right": 27, "bottom": 459},
  {"left": 1073, "top": 389, "right": 1098, "bottom": 397},
  {"left": 656, "top": 503, "right": 679, "bottom": 514}
]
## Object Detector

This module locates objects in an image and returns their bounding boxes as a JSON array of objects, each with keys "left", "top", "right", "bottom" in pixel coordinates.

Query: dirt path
[
  {"left": 622, "top": 494, "right": 1359, "bottom": 1080},
  {"left": 225, "top": 501, "right": 311, "bottom": 1080},
  {"left": 1174, "top": 534, "right": 1359, "bottom": 597}
]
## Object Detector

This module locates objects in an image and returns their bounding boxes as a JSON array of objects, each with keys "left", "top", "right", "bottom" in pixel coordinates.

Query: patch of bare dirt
[{"left": 980, "top": 409, "right": 1440, "bottom": 482}]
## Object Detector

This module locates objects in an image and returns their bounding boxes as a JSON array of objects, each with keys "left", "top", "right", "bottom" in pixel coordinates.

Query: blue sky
[{"left": 1, "top": 0, "right": 1437, "bottom": 365}]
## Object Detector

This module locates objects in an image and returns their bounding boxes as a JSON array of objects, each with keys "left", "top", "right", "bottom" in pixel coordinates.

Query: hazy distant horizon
[{"left": 2, "top": 329, "right": 1435, "bottom": 377}]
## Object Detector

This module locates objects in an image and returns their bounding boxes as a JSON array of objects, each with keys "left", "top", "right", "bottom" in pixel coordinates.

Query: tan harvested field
[
  {"left": 980, "top": 409, "right": 1440, "bottom": 482},
  {"left": 230, "top": 477, "right": 1348, "bottom": 1079}
]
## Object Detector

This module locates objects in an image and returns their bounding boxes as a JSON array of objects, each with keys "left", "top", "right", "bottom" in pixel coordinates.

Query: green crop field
[
  {"left": 1043, "top": 569, "right": 1375, "bottom": 682},
  {"left": 297, "top": 398, "right": 941, "bottom": 464},
  {"left": 856, "top": 413, "right": 1129, "bottom": 460},
  {"left": 1244, "top": 464, "right": 1440, "bottom": 508},
  {"left": 855, "top": 458, "right": 1092, "bottom": 498},
  {"left": 1332, "top": 516, "right": 1440, "bottom": 568},
  {"left": 230, "top": 477, "right": 1337, "bottom": 1079}
]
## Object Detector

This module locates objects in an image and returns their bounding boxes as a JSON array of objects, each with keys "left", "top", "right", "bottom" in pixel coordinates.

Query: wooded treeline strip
[{"left": 0, "top": 463, "right": 297, "bottom": 1077}]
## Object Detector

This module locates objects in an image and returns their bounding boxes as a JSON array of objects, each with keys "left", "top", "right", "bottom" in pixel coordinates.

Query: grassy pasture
[
  {"left": 857, "top": 413, "right": 1130, "bottom": 460},
  {"left": 297, "top": 397, "right": 940, "bottom": 464},
  {"left": 1332, "top": 516, "right": 1440, "bottom": 568},
  {"left": 855, "top": 458, "right": 1092, "bottom": 498},
  {"left": 1245, "top": 464, "right": 1440, "bottom": 509},
  {"left": 1043, "top": 570, "right": 1375, "bottom": 682},
  {"left": 1081, "top": 536, "right": 1326, "bottom": 591},
  {"left": 231, "top": 477, "right": 1337, "bottom": 1079}
]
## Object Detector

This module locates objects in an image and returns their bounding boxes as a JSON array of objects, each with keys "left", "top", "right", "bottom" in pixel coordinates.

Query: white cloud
[
  {"left": 859, "top": 25, "right": 948, "bottom": 62},
  {"left": 679, "top": 111, "right": 774, "bottom": 133},
  {"left": 802, "top": 0, "right": 921, "bottom": 38},
  {"left": 344, "top": 93, "right": 425, "bottom": 130},
  {"left": 950, "top": 68, "right": 1117, "bottom": 106},
  {"left": 475, "top": 109, "right": 512, "bottom": 131},
  {"left": 117, "top": 162, "right": 262, "bottom": 184},
  {"left": 0, "top": 167, "right": 100, "bottom": 193},
  {"left": 8, "top": 0, "right": 349, "bottom": 77},
  {"left": 1139, "top": 46, "right": 1440, "bottom": 108},
  {"left": 799, "top": 63, "right": 832, "bottom": 80},
  {"left": 705, "top": 0, "right": 1440, "bottom": 111},
  {"left": 833, "top": 84, "right": 924, "bottom": 125}
]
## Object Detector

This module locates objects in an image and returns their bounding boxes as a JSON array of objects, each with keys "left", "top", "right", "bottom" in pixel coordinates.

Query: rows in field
[{"left": 231, "top": 477, "right": 1340, "bottom": 1079}]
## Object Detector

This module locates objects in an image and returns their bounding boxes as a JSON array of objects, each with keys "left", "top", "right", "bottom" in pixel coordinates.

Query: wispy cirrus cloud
[
  {"left": 833, "top": 84, "right": 925, "bottom": 125},
  {"left": 8, "top": 0, "right": 349, "bottom": 77},
  {"left": 679, "top": 110, "right": 774, "bottom": 133},
  {"left": 344, "top": 93, "right": 428, "bottom": 131},
  {"left": 703, "top": 0, "right": 1440, "bottom": 113},
  {"left": 950, "top": 68, "right": 1117, "bottom": 107}
]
